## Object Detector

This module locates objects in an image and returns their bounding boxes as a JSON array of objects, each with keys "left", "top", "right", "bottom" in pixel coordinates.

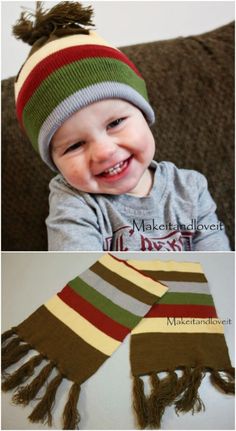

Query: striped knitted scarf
[{"left": 2, "top": 254, "right": 234, "bottom": 429}]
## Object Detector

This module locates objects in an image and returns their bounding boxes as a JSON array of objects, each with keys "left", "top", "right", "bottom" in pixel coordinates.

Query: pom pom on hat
[{"left": 14, "top": 1, "right": 155, "bottom": 171}]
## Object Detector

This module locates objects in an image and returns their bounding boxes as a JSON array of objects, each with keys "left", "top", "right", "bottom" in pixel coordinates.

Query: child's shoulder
[
  {"left": 49, "top": 173, "right": 76, "bottom": 191},
  {"left": 157, "top": 160, "right": 207, "bottom": 186},
  {"left": 48, "top": 173, "right": 89, "bottom": 203},
  {"left": 48, "top": 173, "right": 104, "bottom": 208}
]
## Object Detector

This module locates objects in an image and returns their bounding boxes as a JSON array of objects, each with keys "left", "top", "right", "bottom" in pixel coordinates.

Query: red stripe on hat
[
  {"left": 146, "top": 304, "right": 218, "bottom": 318},
  {"left": 57, "top": 284, "right": 130, "bottom": 341},
  {"left": 16, "top": 44, "right": 143, "bottom": 123}
]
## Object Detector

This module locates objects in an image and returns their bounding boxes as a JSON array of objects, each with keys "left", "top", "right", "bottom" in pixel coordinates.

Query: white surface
[
  {"left": 1, "top": 1, "right": 235, "bottom": 79},
  {"left": 1, "top": 252, "right": 235, "bottom": 430}
]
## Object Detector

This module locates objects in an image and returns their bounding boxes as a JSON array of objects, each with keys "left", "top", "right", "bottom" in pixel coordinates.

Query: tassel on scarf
[
  {"left": 134, "top": 366, "right": 235, "bottom": 428},
  {"left": 63, "top": 382, "right": 81, "bottom": 430},
  {"left": 13, "top": 361, "right": 55, "bottom": 405},
  {"left": 1, "top": 329, "right": 81, "bottom": 429},
  {"left": 2, "top": 354, "right": 43, "bottom": 391},
  {"left": 28, "top": 372, "right": 63, "bottom": 426},
  {"left": 1, "top": 327, "right": 17, "bottom": 344},
  {"left": 2, "top": 336, "right": 21, "bottom": 356},
  {"left": 210, "top": 368, "right": 235, "bottom": 394},
  {"left": 133, "top": 376, "right": 149, "bottom": 428},
  {"left": 148, "top": 371, "right": 178, "bottom": 428},
  {"left": 175, "top": 367, "right": 205, "bottom": 415},
  {"left": 2, "top": 341, "right": 32, "bottom": 371}
]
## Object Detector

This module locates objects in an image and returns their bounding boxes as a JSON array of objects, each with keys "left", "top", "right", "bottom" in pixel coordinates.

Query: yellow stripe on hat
[
  {"left": 99, "top": 254, "right": 168, "bottom": 297},
  {"left": 131, "top": 317, "right": 224, "bottom": 334},
  {"left": 45, "top": 295, "right": 120, "bottom": 356},
  {"left": 127, "top": 259, "right": 204, "bottom": 274},
  {"left": 15, "top": 31, "right": 117, "bottom": 100}
]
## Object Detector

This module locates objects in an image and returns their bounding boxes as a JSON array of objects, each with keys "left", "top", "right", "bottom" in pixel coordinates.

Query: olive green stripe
[
  {"left": 159, "top": 292, "right": 214, "bottom": 306},
  {"left": 22, "top": 57, "right": 147, "bottom": 150},
  {"left": 68, "top": 277, "right": 141, "bottom": 329}
]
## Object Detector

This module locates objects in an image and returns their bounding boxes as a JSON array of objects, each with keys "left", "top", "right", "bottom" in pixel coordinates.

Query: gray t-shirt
[{"left": 46, "top": 161, "right": 230, "bottom": 251}]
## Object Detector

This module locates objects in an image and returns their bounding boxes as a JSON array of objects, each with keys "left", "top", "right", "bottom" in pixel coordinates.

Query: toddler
[{"left": 13, "top": 1, "right": 230, "bottom": 251}]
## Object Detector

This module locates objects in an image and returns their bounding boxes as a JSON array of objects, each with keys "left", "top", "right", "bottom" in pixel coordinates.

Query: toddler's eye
[
  {"left": 64, "top": 142, "right": 84, "bottom": 154},
  {"left": 107, "top": 118, "right": 125, "bottom": 129}
]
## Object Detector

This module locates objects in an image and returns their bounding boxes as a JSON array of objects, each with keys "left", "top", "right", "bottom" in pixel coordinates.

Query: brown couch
[{"left": 2, "top": 22, "right": 234, "bottom": 250}]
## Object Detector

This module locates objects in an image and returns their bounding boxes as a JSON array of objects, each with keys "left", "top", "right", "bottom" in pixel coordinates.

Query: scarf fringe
[
  {"left": 1, "top": 327, "right": 17, "bottom": 343},
  {"left": 133, "top": 376, "right": 149, "bottom": 428},
  {"left": 13, "top": 361, "right": 55, "bottom": 405},
  {"left": 1, "top": 329, "right": 81, "bottom": 429},
  {"left": 133, "top": 366, "right": 235, "bottom": 429},
  {"left": 28, "top": 372, "right": 64, "bottom": 426},
  {"left": 2, "top": 336, "right": 21, "bottom": 356},
  {"left": 63, "top": 382, "right": 81, "bottom": 430},
  {"left": 2, "top": 354, "right": 44, "bottom": 391},
  {"left": 210, "top": 368, "right": 235, "bottom": 394},
  {"left": 175, "top": 367, "right": 206, "bottom": 415},
  {"left": 2, "top": 340, "right": 32, "bottom": 371},
  {"left": 148, "top": 371, "right": 178, "bottom": 428}
]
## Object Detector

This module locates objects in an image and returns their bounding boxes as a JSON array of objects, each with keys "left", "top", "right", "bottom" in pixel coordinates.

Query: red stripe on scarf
[{"left": 58, "top": 285, "right": 131, "bottom": 341}]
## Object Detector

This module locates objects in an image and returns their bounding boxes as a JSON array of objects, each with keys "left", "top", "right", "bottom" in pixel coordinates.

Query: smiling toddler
[{"left": 13, "top": 2, "right": 230, "bottom": 251}]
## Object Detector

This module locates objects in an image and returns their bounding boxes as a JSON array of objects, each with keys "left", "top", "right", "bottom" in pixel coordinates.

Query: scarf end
[
  {"left": 1, "top": 328, "right": 81, "bottom": 429},
  {"left": 133, "top": 366, "right": 235, "bottom": 429}
]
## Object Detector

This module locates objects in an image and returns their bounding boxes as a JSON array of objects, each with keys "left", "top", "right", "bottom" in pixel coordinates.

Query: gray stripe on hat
[
  {"left": 79, "top": 269, "right": 150, "bottom": 316},
  {"left": 159, "top": 280, "right": 210, "bottom": 294},
  {"left": 38, "top": 82, "right": 155, "bottom": 171}
]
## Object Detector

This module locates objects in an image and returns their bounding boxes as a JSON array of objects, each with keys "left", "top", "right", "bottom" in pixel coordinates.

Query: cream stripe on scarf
[
  {"left": 100, "top": 255, "right": 168, "bottom": 297},
  {"left": 131, "top": 317, "right": 224, "bottom": 334},
  {"left": 15, "top": 31, "right": 115, "bottom": 99},
  {"left": 45, "top": 295, "right": 120, "bottom": 355},
  {"left": 127, "top": 260, "right": 204, "bottom": 273}
]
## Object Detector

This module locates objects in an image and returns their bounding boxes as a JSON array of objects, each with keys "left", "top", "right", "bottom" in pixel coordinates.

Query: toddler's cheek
[
  {"left": 63, "top": 166, "right": 84, "bottom": 189},
  {"left": 140, "top": 137, "right": 155, "bottom": 160}
]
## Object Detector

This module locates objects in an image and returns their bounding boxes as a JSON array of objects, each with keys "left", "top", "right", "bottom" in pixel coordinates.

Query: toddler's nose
[{"left": 90, "top": 137, "right": 117, "bottom": 163}]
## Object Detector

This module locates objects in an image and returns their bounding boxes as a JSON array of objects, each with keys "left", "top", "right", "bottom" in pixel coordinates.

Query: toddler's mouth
[{"left": 98, "top": 157, "right": 132, "bottom": 177}]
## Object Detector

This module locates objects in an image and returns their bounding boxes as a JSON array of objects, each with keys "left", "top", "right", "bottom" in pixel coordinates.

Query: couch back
[{"left": 2, "top": 22, "right": 234, "bottom": 250}]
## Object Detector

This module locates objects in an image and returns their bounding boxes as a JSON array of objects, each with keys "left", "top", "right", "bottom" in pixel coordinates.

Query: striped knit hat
[{"left": 14, "top": 3, "right": 155, "bottom": 171}]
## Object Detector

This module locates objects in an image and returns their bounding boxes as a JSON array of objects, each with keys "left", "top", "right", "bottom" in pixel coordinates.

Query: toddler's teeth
[{"left": 102, "top": 159, "right": 129, "bottom": 177}]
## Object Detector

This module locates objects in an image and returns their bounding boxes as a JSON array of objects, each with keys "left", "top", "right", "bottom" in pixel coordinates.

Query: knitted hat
[{"left": 14, "top": 2, "right": 155, "bottom": 171}]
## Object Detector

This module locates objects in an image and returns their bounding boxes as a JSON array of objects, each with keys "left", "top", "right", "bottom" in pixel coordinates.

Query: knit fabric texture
[
  {"left": 2, "top": 23, "right": 234, "bottom": 251},
  {"left": 2, "top": 255, "right": 234, "bottom": 429},
  {"left": 14, "top": 31, "right": 155, "bottom": 170}
]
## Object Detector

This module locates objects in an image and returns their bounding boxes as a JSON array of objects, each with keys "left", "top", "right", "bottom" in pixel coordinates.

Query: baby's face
[{"left": 51, "top": 99, "right": 155, "bottom": 196}]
